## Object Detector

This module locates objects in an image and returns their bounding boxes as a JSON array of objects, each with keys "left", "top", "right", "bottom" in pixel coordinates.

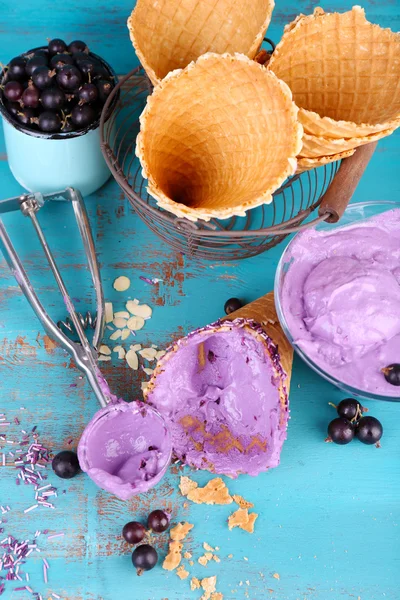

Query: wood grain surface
[{"left": 0, "top": 1, "right": 400, "bottom": 599}]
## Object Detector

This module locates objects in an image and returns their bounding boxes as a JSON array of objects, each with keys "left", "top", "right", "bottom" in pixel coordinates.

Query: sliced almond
[
  {"left": 131, "top": 343, "right": 142, "bottom": 352},
  {"left": 141, "top": 382, "right": 149, "bottom": 392},
  {"left": 99, "top": 345, "right": 111, "bottom": 355},
  {"left": 126, "top": 348, "right": 139, "bottom": 370},
  {"left": 105, "top": 302, "right": 114, "bottom": 324},
  {"left": 118, "top": 348, "right": 126, "bottom": 360},
  {"left": 121, "top": 329, "right": 132, "bottom": 341},
  {"left": 110, "top": 330, "right": 122, "bottom": 341},
  {"left": 126, "top": 300, "right": 152, "bottom": 319},
  {"left": 127, "top": 316, "right": 145, "bottom": 331},
  {"left": 139, "top": 347, "right": 158, "bottom": 361},
  {"left": 143, "top": 367, "right": 154, "bottom": 376},
  {"left": 113, "top": 317, "right": 127, "bottom": 329},
  {"left": 98, "top": 355, "right": 111, "bottom": 362},
  {"left": 114, "top": 311, "right": 130, "bottom": 319},
  {"left": 155, "top": 350, "right": 166, "bottom": 360},
  {"left": 113, "top": 276, "right": 130, "bottom": 292}
]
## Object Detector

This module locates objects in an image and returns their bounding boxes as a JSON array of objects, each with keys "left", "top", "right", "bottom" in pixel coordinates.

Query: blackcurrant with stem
[
  {"left": 78, "top": 82, "right": 98, "bottom": 104},
  {"left": 355, "top": 417, "right": 383, "bottom": 445},
  {"left": 336, "top": 398, "right": 365, "bottom": 421},
  {"left": 3, "top": 80, "right": 24, "bottom": 102},
  {"left": 48, "top": 38, "right": 67, "bottom": 56},
  {"left": 122, "top": 521, "right": 146, "bottom": 544},
  {"left": 68, "top": 40, "right": 89, "bottom": 54},
  {"left": 26, "top": 55, "right": 47, "bottom": 77},
  {"left": 16, "top": 107, "right": 36, "bottom": 126},
  {"left": 8, "top": 56, "right": 27, "bottom": 80},
  {"left": 6, "top": 101, "right": 20, "bottom": 117},
  {"left": 32, "top": 66, "right": 55, "bottom": 90},
  {"left": 50, "top": 53, "right": 74, "bottom": 70},
  {"left": 38, "top": 110, "right": 61, "bottom": 133},
  {"left": 21, "top": 84, "right": 40, "bottom": 108},
  {"left": 57, "top": 65, "right": 82, "bottom": 90},
  {"left": 96, "top": 79, "right": 113, "bottom": 104},
  {"left": 147, "top": 510, "right": 169, "bottom": 533},
  {"left": 327, "top": 418, "right": 354, "bottom": 445},
  {"left": 382, "top": 364, "right": 400, "bottom": 386},
  {"left": 132, "top": 545, "right": 158, "bottom": 575},
  {"left": 41, "top": 87, "right": 66, "bottom": 110}
]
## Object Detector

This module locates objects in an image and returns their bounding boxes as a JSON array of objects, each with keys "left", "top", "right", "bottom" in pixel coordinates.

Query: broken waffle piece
[
  {"left": 176, "top": 565, "right": 189, "bottom": 580},
  {"left": 228, "top": 508, "right": 258, "bottom": 533},
  {"left": 198, "top": 556, "right": 208, "bottom": 567},
  {"left": 179, "top": 476, "right": 198, "bottom": 496},
  {"left": 162, "top": 540, "right": 183, "bottom": 571},
  {"left": 187, "top": 478, "right": 232, "bottom": 505},
  {"left": 191, "top": 577, "right": 201, "bottom": 591},
  {"left": 211, "top": 594, "right": 224, "bottom": 600},
  {"left": 200, "top": 576, "right": 217, "bottom": 600},
  {"left": 184, "top": 551, "right": 192, "bottom": 559},
  {"left": 233, "top": 494, "right": 254, "bottom": 509},
  {"left": 170, "top": 522, "right": 194, "bottom": 541},
  {"left": 203, "top": 542, "right": 215, "bottom": 552}
]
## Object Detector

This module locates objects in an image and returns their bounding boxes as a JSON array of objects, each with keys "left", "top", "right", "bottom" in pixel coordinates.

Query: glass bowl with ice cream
[{"left": 275, "top": 201, "right": 400, "bottom": 401}]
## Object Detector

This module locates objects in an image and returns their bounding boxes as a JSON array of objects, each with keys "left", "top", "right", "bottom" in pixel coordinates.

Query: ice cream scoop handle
[{"left": 318, "top": 141, "right": 377, "bottom": 223}]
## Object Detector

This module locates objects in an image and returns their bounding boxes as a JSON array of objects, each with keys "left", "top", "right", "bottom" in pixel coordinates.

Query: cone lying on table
[
  {"left": 268, "top": 6, "right": 400, "bottom": 140},
  {"left": 136, "top": 53, "right": 302, "bottom": 222},
  {"left": 127, "top": 0, "right": 275, "bottom": 86},
  {"left": 145, "top": 292, "right": 292, "bottom": 478}
]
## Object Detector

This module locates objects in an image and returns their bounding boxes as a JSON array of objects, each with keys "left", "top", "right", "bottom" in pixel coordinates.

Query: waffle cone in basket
[
  {"left": 296, "top": 149, "right": 356, "bottom": 174},
  {"left": 268, "top": 6, "right": 400, "bottom": 139},
  {"left": 300, "top": 128, "right": 397, "bottom": 159},
  {"left": 145, "top": 292, "right": 292, "bottom": 476},
  {"left": 136, "top": 53, "right": 302, "bottom": 222},
  {"left": 127, "top": 0, "right": 275, "bottom": 86}
]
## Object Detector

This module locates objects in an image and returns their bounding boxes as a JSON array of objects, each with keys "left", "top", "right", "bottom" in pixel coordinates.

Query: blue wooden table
[{"left": 1, "top": 1, "right": 400, "bottom": 599}]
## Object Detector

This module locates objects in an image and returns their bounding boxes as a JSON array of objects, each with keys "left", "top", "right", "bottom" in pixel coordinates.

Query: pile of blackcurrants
[
  {"left": 122, "top": 510, "right": 170, "bottom": 575},
  {"left": 327, "top": 399, "right": 383, "bottom": 446},
  {"left": 0, "top": 38, "right": 115, "bottom": 134}
]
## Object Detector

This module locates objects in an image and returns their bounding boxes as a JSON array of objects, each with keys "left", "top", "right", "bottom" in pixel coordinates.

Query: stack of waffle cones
[{"left": 268, "top": 6, "right": 400, "bottom": 173}]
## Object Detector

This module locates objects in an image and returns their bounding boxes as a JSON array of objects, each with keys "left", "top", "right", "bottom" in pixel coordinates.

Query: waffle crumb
[
  {"left": 162, "top": 540, "right": 183, "bottom": 571},
  {"left": 189, "top": 560, "right": 194, "bottom": 566},
  {"left": 233, "top": 494, "right": 254, "bottom": 509},
  {"left": 228, "top": 554, "right": 233, "bottom": 559},
  {"left": 212, "top": 555, "right": 220, "bottom": 563},
  {"left": 191, "top": 577, "right": 201, "bottom": 591},
  {"left": 184, "top": 551, "right": 192, "bottom": 559},
  {"left": 176, "top": 565, "right": 189, "bottom": 580},
  {"left": 211, "top": 594, "right": 224, "bottom": 600},
  {"left": 273, "top": 573, "right": 280, "bottom": 580},
  {"left": 228, "top": 508, "right": 258, "bottom": 533},
  {"left": 187, "top": 477, "right": 232, "bottom": 505},
  {"left": 170, "top": 522, "right": 194, "bottom": 541},
  {"left": 203, "top": 542, "right": 215, "bottom": 552},
  {"left": 179, "top": 476, "right": 198, "bottom": 496},
  {"left": 198, "top": 556, "right": 208, "bottom": 566},
  {"left": 200, "top": 575, "right": 217, "bottom": 600}
]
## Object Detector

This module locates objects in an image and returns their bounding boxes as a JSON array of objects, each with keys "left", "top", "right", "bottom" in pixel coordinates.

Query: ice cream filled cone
[
  {"left": 145, "top": 292, "right": 292, "bottom": 477},
  {"left": 127, "top": 0, "right": 275, "bottom": 86},
  {"left": 136, "top": 53, "right": 302, "bottom": 222},
  {"left": 268, "top": 6, "right": 400, "bottom": 139}
]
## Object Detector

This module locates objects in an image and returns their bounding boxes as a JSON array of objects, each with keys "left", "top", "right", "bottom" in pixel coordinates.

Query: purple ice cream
[
  {"left": 78, "top": 401, "right": 172, "bottom": 500},
  {"left": 280, "top": 209, "right": 400, "bottom": 397},
  {"left": 146, "top": 318, "right": 289, "bottom": 477}
]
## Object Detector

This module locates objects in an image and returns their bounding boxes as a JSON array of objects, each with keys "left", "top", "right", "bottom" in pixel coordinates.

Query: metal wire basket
[{"left": 99, "top": 61, "right": 372, "bottom": 261}]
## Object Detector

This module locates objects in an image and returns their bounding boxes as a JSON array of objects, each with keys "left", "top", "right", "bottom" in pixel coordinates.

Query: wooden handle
[{"left": 318, "top": 141, "right": 377, "bottom": 223}]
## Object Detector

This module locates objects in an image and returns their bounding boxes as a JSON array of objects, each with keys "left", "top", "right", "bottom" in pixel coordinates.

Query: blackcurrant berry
[
  {"left": 32, "top": 66, "right": 55, "bottom": 90},
  {"left": 16, "top": 107, "right": 36, "bottom": 126},
  {"left": 50, "top": 53, "right": 74, "bottom": 71},
  {"left": 336, "top": 398, "right": 364, "bottom": 421},
  {"left": 52, "top": 450, "right": 80, "bottom": 478},
  {"left": 224, "top": 297, "right": 243, "bottom": 315},
  {"left": 122, "top": 521, "right": 146, "bottom": 544},
  {"left": 382, "top": 364, "right": 400, "bottom": 386},
  {"left": 3, "top": 80, "right": 24, "bottom": 102},
  {"left": 78, "top": 82, "right": 98, "bottom": 104},
  {"left": 132, "top": 545, "right": 158, "bottom": 575},
  {"left": 147, "top": 510, "right": 169, "bottom": 533},
  {"left": 355, "top": 417, "right": 383, "bottom": 445},
  {"left": 26, "top": 55, "right": 48, "bottom": 77},
  {"left": 57, "top": 65, "right": 82, "bottom": 90},
  {"left": 41, "top": 87, "right": 66, "bottom": 111},
  {"left": 38, "top": 111, "right": 61, "bottom": 133},
  {"left": 48, "top": 38, "right": 67, "bottom": 56},
  {"left": 71, "top": 104, "right": 96, "bottom": 128},
  {"left": 96, "top": 79, "right": 113, "bottom": 104},
  {"left": 327, "top": 418, "right": 354, "bottom": 445},
  {"left": 21, "top": 84, "right": 40, "bottom": 108},
  {"left": 68, "top": 40, "right": 89, "bottom": 54},
  {"left": 8, "top": 56, "right": 27, "bottom": 81}
]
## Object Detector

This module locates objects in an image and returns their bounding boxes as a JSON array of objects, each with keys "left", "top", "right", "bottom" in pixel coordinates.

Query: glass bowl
[{"left": 274, "top": 200, "right": 400, "bottom": 401}]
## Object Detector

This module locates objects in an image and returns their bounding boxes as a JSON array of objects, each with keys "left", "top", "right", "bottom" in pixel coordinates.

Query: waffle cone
[
  {"left": 223, "top": 292, "right": 293, "bottom": 392},
  {"left": 128, "top": 0, "right": 274, "bottom": 86},
  {"left": 268, "top": 6, "right": 400, "bottom": 138},
  {"left": 136, "top": 53, "right": 303, "bottom": 222},
  {"left": 296, "top": 149, "right": 356, "bottom": 174},
  {"left": 300, "top": 128, "right": 396, "bottom": 159}
]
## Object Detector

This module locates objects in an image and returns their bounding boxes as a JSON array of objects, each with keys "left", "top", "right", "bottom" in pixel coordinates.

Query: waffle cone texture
[
  {"left": 136, "top": 53, "right": 303, "bottom": 222},
  {"left": 268, "top": 6, "right": 400, "bottom": 139},
  {"left": 128, "top": 0, "right": 275, "bottom": 86}
]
